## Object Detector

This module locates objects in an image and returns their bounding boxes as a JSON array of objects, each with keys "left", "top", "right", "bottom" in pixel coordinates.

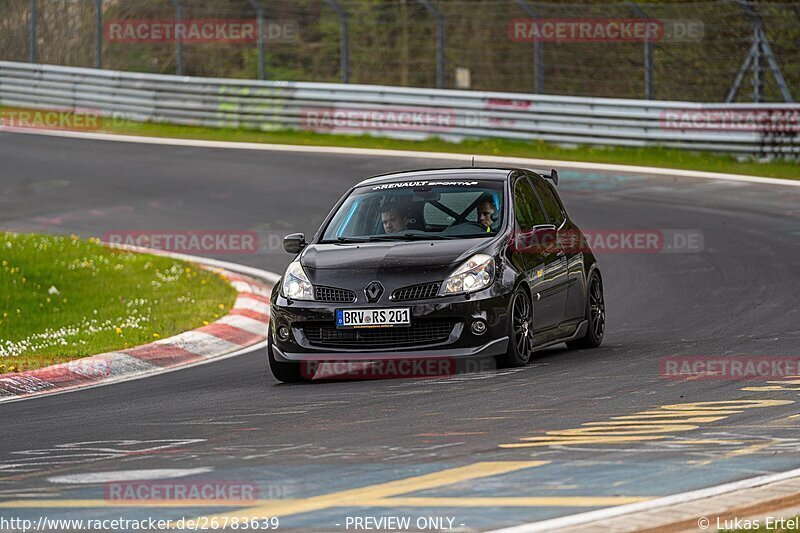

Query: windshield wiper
[
  {"left": 324, "top": 236, "right": 369, "bottom": 243},
  {"left": 368, "top": 233, "right": 455, "bottom": 241}
]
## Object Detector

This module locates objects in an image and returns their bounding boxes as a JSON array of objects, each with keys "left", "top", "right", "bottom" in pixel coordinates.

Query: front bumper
[{"left": 269, "top": 288, "right": 511, "bottom": 362}]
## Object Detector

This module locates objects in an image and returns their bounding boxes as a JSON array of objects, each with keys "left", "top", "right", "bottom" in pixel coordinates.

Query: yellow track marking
[{"left": 179, "top": 461, "right": 548, "bottom": 522}]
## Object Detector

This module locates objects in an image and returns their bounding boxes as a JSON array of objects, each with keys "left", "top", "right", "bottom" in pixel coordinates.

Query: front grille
[
  {"left": 302, "top": 319, "right": 458, "bottom": 348},
  {"left": 314, "top": 286, "right": 356, "bottom": 303},
  {"left": 391, "top": 282, "right": 441, "bottom": 301}
]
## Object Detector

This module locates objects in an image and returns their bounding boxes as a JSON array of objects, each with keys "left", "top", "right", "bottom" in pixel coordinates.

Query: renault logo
[{"left": 364, "top": 281, "right": 384, "bottom": 303}]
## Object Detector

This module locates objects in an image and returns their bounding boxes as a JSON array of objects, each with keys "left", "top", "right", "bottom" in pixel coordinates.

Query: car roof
[{"left": 357, "top": 167, "right": 521, "bottom": 187}]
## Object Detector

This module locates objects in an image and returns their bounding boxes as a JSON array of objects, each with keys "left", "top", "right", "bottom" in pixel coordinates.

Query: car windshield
[{"left": 320, "top": 179, "right": 505, "bottom": 242}]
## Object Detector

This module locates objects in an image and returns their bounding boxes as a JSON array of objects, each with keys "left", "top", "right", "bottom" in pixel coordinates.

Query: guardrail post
[
  {"left": 28, "top": 0, "right": 37, "bottom": 63},
  {"left": 323, "top": 0, "right": 350, "bottom": 84},
  {"left": 514, "top": 0, "right": 543, "bottom": 94},
  {"left": 247, "top": 0, "right": 266, "bottom": 80},
  {"left": 170, "top": 0, "right": 184, "bottom": 75},
  {"left": 416, "top": 0, "right": 445, "bottom": 89},
  {"left": 628, "top": 1, "right": 653, "bottom": 100},
  {"left": 95, "top": 0, "right": 103, "bottom": 69}
]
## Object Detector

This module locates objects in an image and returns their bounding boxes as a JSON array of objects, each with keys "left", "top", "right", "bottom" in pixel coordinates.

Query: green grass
[
  {"left": 101, "top": 117, "right": 800, "bottom": 181},
  {"left": 3, "top": 106, "right": 797, "bottom": 179},
  {"left": 0, "top": 232, "right": 237, "bottom": 373}
]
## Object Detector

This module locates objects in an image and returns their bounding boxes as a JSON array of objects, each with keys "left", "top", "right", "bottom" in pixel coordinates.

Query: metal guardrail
[{"left": 1, "top": 61, "right": 798, "bottom": 156}]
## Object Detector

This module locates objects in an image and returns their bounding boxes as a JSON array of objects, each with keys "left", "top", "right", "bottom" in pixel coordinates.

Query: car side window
[
  {"left": 514, "top": 178, "right": 547, "bottom": 231},
  {"left": 530, "top": 175, "right": 566, "bottom": 227}
]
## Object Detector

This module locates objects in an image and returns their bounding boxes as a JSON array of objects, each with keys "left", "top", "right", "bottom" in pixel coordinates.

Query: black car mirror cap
[
  {"left": 514, "top": 225, "right": 558, "bottom": 253},
  {"left": 548, "top": 169, "right": 559, "bottom": 185},
  {"left": 283, "top": 233, "right": 306, "bottom": 254},
  {"left": 532, "top": 224, "right": 558, "bottom": 248}
]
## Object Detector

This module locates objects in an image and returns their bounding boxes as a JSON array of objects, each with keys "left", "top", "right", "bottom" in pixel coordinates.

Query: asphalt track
[{"left": 1, "top": 131, "right": 800, "bottom": 532}]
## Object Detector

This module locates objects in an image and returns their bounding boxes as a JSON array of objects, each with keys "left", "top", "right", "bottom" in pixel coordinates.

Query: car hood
[{"left": 300, "top": 239, "right": 495, "bottom": 288}]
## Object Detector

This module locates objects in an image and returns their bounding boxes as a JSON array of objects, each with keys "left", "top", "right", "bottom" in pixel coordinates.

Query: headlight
[
  {"left": 440, "top": 254, "right": 495, "bottom": 295},
  {"left": 281, "top": 261, "right": 314, "bottom": 300}
]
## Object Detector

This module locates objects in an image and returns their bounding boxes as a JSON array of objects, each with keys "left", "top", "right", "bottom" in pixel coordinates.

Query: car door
[
  {"left": 528, "top": 173, "right": 576, "bottom": 325},
  {"left": 512, "top": 176, "right": 568, "bottom": 332}
]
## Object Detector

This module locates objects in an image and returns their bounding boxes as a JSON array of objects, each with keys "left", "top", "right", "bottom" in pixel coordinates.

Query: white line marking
[
  {"left": 488, "top": 466, "right": 800, "bottom": 532},
  {"left": 216, "top": 315, "right": 268, "bottom": 336},
  {"left": 48, "top": 468, "right": 213, "bottom": 484},
  {"left": 103, "top": 353, "right": 161, "bottom": 376},
  {"left": 230, "top": 281, "right": 272, "bottom": 298},
  {"left": 155, "top": 330, "right": 242, "bottom": 357},
  {"left": 234, "top": 296, "right": 271, "bottom": 315},
  {"left": 5, "top": 128, "right": 800, "bottom": 188}
]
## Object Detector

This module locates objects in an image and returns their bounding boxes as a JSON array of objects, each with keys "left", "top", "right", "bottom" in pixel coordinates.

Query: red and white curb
[{"left": 0, "top": 250, "right": 279, "bottom": 402}]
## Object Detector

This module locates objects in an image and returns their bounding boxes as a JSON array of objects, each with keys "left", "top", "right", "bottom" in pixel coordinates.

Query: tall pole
[
  {"left": 95, "top": 0, "right": 103, "bottom": 69},
  {"left": 323, "top": 0, "right": 349, "bottom": 83},
  {"left": 514, "top": 0, "right": 543, "bottom": 94},
  {"left": 171, "top": 0, "right": 184, "bottom": 75},
  {"left": 247, "top": 0, "right": 265, "bottom": 80},
  {"left": 28, "top": 0, "right": 37, "bottom": 63},
  {"left": 417, "top": 0, "right": 444, "bottom": 89},
  {"left": 752, "top": 25, "right": 763, "bottom": 103},
  {"left": 628, "top": 1, "right": 653, "bottom": 100}
]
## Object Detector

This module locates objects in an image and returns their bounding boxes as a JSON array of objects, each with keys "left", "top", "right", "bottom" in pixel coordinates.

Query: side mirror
[
  {"left": 513, "top": 224, "right": 557, "bottom": 253},
  {"left": 283, "top": 233, "right": 306, "bottom": 254},
  {"left": 533, "top": 224, "right": 558, "bottom": 245}
]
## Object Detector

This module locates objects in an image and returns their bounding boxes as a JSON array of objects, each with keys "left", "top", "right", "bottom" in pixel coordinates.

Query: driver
[
  {"left": 381, "top": 204, "right": 407, "bottom": 234},
  {"left": 476, "top": 195, "right": 497, "bottom": 231}
]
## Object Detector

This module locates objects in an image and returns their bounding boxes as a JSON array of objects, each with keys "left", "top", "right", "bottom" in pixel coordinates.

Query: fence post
[
  {"left": 752, "top": 23, "right": 764, "bottom": 102},
  {"left": 416, "top": 0, "right": 445, "bottom": 89},
  {"left": 28, "top": 0, "right": 37, "bottom": 63},
  {"left": 247, "top": 0, "right": 265, "bottom": 80},
  {"left": 514, "top": 0, "right": 543, "bottom": 94},
  {"left": 170, "top": 0, "right": 184, "bottom": 75},
  {"left": 628, "top": 1, "right": 653, "bottom": 100},
  {"left": 95, "top": 0, "right": 103, "bottom": 69},
  {"left": 323, "top": 0, "right": 349, "bottom": 83}
]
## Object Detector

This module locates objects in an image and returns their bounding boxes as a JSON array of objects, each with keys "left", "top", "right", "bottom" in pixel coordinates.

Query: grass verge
[
  {"left": 3, "top": 106, "right": 798, "bottom": 179},
  {"left": 104, "top": 117, "right": 800, "bottom": 181},
  {"left": 0, "top": 232, "right": 237, "bottom": 373},
  {"left": 0, "top": 106, "right": 800, "bottom": 179}
]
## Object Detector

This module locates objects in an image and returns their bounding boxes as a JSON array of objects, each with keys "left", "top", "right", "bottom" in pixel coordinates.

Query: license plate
[{"left": 336, "top": 308, "right": 411, "bottom": 328}]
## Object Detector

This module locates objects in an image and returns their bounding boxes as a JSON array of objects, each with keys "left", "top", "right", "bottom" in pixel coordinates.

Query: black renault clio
[{"left": 268, "top": 168, "right": 605, "bottom": 382}]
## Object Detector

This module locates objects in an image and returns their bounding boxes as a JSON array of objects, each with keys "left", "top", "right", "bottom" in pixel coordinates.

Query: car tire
[
  {"left": 267, "top": 330, "right": 307, "bottom": 383},
  {"left": 566, "top": 272, "right": 605, "bottom": 349},
  {"left": 496, "top": 286, "right": 534, "bottom": 368}
]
